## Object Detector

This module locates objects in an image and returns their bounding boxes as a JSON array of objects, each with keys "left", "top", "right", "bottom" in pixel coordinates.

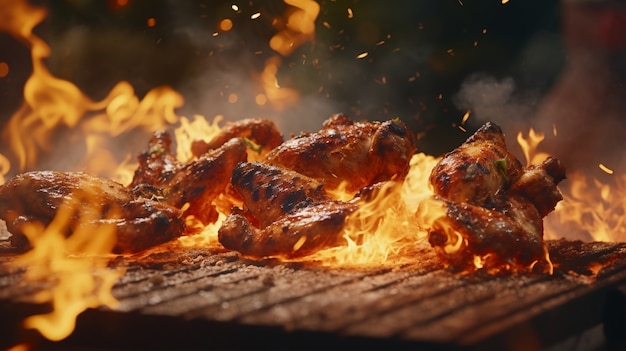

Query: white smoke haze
[{"left": 453, "top": 75, "right": 543, "bottom": 159}]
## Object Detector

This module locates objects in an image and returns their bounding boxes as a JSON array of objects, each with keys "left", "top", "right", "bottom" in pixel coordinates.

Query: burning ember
[{"left": 1, "top": 0, "right": 625, "bottom": 345}]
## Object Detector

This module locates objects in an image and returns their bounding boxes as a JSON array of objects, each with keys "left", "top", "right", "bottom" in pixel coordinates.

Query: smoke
[{"left": 454, "top": 75, "right": 539, "bottom": 134}]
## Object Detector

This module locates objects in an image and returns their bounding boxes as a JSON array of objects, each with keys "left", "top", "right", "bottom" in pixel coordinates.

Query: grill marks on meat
[
  {"left": 217, "top": 114, "right": 418, "bottom": 258},
  {"left": 0, "top": 115, "right": 416, "bottom": 258},
  {"left": 265, "top": 114, "right": 416, "bottom": 193},
  {"left": 0, "top": 171, "right": 185, "bottom": 254},
  {"left": 130, "top": 131, "right": 247, "bottom": 224},
  {"left": 427, "top": 122, "right": 566, "bottom": 272},
  {"left": 218, "top": 162, "right": 357, "bottom": 258}
]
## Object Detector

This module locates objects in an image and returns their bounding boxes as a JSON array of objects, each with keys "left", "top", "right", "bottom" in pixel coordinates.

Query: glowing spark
[
  {"left": 251, "top": 12, "right": 261, "bottom": 19},
  {"left": 502, "top": 0, "right": 509, "bottom": 4},
  {"left": 599, "top": 164, "right": 614, "bottom": 175},
  {"left": 219, "top": 18, "right": 233, "bottom": 31},
  {"left": 461, "top": 110, "right": 470, "bottom": 124},
  {"left": 231, "top": 4, "right": 239, "bottom": 11},
  {"left": 347, "top": 8, "right": 353, "bottom": 18},
  {"left": 227, "top": 93, "right": 238, "bottom": 104},
  {"left": 356, "top": 52, "right": 368, "bottom": 59},
  {"left": 293, "top": 236, "right": 307, "bottom": 251},
  {"left": 0, "top": 61, "right": 8, "bottom": 77},
  {"left": 146, "top": 18, "right": 156, "bottom": 27},
  {"left": 255, "top": 94, "right": 267, "bottom": 105}
]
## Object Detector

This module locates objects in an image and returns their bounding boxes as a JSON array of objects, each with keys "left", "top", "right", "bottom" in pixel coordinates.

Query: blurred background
[{"left": 1, "top": 0, "right": 601, "bottom": 164}]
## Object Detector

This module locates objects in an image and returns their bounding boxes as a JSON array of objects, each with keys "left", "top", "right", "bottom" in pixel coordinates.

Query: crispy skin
[
  {"left": 0, "top": 171, "right": 185, "bottom": 254},
  {"left": 229, "top": 161, "right": 329, "bottom": 228},
  {"left": 265, "top": 114, "right": 416, "bottom": 193},
  {"left": 191, "top": 118, "right": 284, "bottom": 157},
  {"left": 427, "top": 122, "right": 566, "bottom": 272},
  {"left": 218, "top": 162, "right": 357, "bottom": 258},
  {"left": 429, "top": 122, "right": 523, "bottom": 205},
  {"left": 131, "top": 132, "right": 248, "bottom": 224},
  {"left": 219, "top": 203, "right": 354, "bottom": 258}
]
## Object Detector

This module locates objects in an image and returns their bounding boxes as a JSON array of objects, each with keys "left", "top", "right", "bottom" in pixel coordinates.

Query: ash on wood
[{"left": 1, "top": 240, "right": 626, "bottom": 351}]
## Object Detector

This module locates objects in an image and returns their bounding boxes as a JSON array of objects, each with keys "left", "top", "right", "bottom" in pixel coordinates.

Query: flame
[
  {"left": 308, "top": 153, "right": 441, "bottom": 267},
  {"left": 1, "top": 0, "right": 182, "bottom": 179},
  {"left": 545, "top": 172, "right": 626, "bottom": 242},
  {"left": 517, "top": 129, "right": 626, "bottom": 243},
  {"left": 257, "top": 0, "right": 320, "bottom": 110},
  {"left": 3, "top": 0, "right": 625, "bottom": 341},
  {"left": 269, "top": 0, "right": 319, "bottom": 57},
  {"left": 10, "top": 185, "right": 124, "bottom": 341},
  {"left": 516, "top": 128, "right": 550, "bottom": 166}
]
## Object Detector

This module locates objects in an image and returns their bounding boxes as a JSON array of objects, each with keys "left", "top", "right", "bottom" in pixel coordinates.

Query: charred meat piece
[
  {"left": 218, "top": 162, "right": 357, "bottom": 258},
  {"left": 228, "top": 161, "right": 329, "bottom": 228},
  {"left": 265, "top": 114, "right": 417, "bottom": 193},
  {"left": 429, "top": 122, "right": 524, "bottom": 205},
  {"left": 191, "top": 118, "right": 284, "bottom": 157},
  {"left": 130, "top": 131, "right": 248, "bottom": 224},
  {"left": 0, "top": 171, "right": 185, "bottom": 254},
  {"left": 427, "top": 122, "right": 566, "bottom": 272}
]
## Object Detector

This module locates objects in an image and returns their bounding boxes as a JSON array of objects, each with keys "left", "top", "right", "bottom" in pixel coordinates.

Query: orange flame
[
  {"left": 517, "top": 128, "right": 626, "bottom": 243},
  {"left": 257, "top": 0, "right": 320, "bottom": 110},
  {"left": 308, "top": 153, "right": 440, "bottom": 267},
  {"left": 1, "top": 0, "right": 183, "bottom": 180},
  {"left": 11, "top": 186, "right": 124, "bottom": 341}
]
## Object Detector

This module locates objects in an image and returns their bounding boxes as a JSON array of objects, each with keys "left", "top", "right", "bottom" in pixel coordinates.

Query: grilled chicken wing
[
  {"left": 218, "top": 162, "right": 357, "bottom": 258},
  {"left": 427, "top": 122, "right": 565, "bottom": 272},
  {"left": 130, "top": 131, "right": 248, "bottom": 224},
  {"left": 264, "top": 114, "right": 416, "bottom": 193},
  {"left": 0, "top": 171, "right": 185, "bottom": 254},
  {"left": 191, "top": 118, "right": 284, "bottom": 157}
]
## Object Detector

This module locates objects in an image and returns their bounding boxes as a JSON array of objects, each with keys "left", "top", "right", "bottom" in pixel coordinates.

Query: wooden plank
[{"left": 1, "top": 240, "right": 626, "bottom": 350}]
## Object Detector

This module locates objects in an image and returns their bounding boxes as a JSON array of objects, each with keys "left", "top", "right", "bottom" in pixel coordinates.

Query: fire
[
  {"left": 517, "top": 128, "right": 626, "bottom": 243},
  {"left": 0, "top": 0, "right": 185, "bottom": 342},
  {"left": 257, "top": 0, "right": 320, "bottom": 110},
  {"left": 11, "top": 185, "right": 124, "bottom": 341},
  {"left": 2, "top": 0, "right": 626, "bottom": 344},
  {"left": 309, "top": 153, "right": 441, "bottom": 267}
]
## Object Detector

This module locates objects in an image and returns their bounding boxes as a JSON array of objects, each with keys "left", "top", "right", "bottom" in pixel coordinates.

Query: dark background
[{"left": 0, "top": 0, "right": 563, "bottom": 158}]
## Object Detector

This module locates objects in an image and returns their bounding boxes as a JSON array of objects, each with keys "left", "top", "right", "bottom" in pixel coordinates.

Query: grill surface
[{"left": 1, "top": 236, "right": 626, "bottom": 350}]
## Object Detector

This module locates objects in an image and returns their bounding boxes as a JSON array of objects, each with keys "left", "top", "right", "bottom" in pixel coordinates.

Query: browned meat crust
[
  {"left": 0, "top": 171, "right": 185, "bottom": 254},
  {"left": 218, "top": 162, "right": 357, "bottom": 258},
  {"left": 130, "top": 131, "right": 248, "bottom": 224},
  {"left": 264, "top": 114, "right": 416, "bottom": 193},
  {"left": 427, "top": 122, "right": 566, "bottom": 272}
]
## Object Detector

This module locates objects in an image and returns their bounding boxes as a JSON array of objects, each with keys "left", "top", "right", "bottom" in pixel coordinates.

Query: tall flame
[
  {"left": 517, "top": 128, "right": 626, "bottom": 243},
  {"left": 1, "top": 0, "right": 183, "bottom": 180},
  {"left": 308, "top": 153, "right": 441, "bottom": 267},
  {"left": 11, "top": 185, "right": 124, "bottom": 341}
]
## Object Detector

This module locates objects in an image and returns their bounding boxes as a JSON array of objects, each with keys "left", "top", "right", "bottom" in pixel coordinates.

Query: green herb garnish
[
  {"left": 243, "top": 137, "right": 263, "bottom": 154},
  {"left": 495, "top": 158, "right": 508, "bottom": 183}
]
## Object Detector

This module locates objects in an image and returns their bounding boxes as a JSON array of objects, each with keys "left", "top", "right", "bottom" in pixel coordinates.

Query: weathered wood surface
[{"left": 1, "top": 240, "right": 626, "bottom": 350}]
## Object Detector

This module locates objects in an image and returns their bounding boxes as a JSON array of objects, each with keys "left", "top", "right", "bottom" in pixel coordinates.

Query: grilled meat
[
  {"left": 130, "top": 131, "right": 248, "bottom": 224},
  {"left": 265, "top": 114, "right": 417, "bottom": 193},
  {"left": 191, "top": 118, "right": 284, "bottom": 157},
  {"left": 427, "top": 122, "right": 566, "bottom": 272},
  {"left": 0, "top": 171, "right": 185, "bottom": 254},
  {"left": 218, "top": 162, "right": 357, "bottom": 258}
]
